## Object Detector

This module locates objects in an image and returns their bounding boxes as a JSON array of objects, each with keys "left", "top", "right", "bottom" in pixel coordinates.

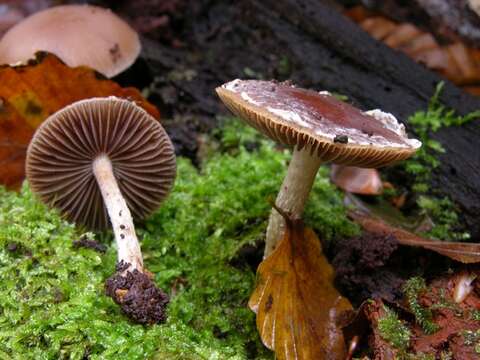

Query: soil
[
  {"left": 105, "top": 261, "right": 169, "bottom": 325},
  {"left": 410, "top": 269, "right": 480, "bottom": 356},
  {"left": 332, "top": 232, "right": 403, "bottom": 305},
  {"left": 360, "top": 269, "right": 480, "bottom": 359}
]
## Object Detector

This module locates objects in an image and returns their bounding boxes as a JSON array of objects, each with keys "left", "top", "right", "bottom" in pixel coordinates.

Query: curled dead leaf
[
  {"left": 349, "top": 210, "right": 480, "bottom": 263},
  {"left": 346, "top": 6, "right": 480, "bottom": 93},
  {"left": 249, "top": 213, "right": 352, "bottom": 359},
  {"left": 344, "top": 193, "right": 433, "bottom": 233},
  {"left": 0, "top": 52, "right": 159, "bottom": 189}
]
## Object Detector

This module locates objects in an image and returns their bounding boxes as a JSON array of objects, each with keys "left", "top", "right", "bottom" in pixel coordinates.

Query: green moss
[
  {"left": 429, "top": 289, "right": 462, "bottom": 317},
  {"left": 462, "top": 329, "right": 480, "bottom": 354},
  {"left": 378, "top": 305, "right": 412, "bottom": 350},
  {"left": 401, "top": 83, "right": 480, "bottom": 240},
  {"left": 276, "top": 57, "right": 291, "bottom": 77},
  {"left": 415, "top": 196, "right": 469, "bottom": 241},
  {"left": 406, "top": 83, "right": 480, "bottom": 183},
  {"left": 0, "top": 118, "right": 357, "bottom": 359},
  {"left": 403, "top": 277, "right": 439, "bottom": 335},
  {"left": 408, "top": 354, "right": 436, "bottom": 360},
  {"left": 439, "top": 351, "right": 453, "bottom": 360},
  {"left": 471, "top": 310, "right": 480, "bottom": 321}
]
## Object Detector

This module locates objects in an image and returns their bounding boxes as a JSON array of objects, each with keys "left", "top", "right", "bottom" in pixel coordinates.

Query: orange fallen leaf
[
  {"left": 0, "top": 51, "right": 159, "bottom": 189},
  {"left": 249, "top": 211, "right": 352, "bottom": 359},
  {"left": 349, "top": 210, "right": 480, "bottom": 263}
]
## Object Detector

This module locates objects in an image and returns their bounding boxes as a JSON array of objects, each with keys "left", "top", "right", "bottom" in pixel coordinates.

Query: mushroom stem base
[
  {"left": 265, "top": 148, "right": 323, "bottom": 257},
  {"left": 93, "top": 154, "right": 143, "bottom": 272}
]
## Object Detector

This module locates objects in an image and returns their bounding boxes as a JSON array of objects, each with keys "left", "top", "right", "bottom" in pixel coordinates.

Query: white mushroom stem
[
  {"left": 93, "top": 154, "right": 143, "bottom": 272},
  {"left": 265, "top": 147, "right": 323, "bottom": 257}
]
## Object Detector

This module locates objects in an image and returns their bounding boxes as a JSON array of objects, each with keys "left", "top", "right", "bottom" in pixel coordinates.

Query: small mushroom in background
[
  {"left": 330, "top": 165, "right": 383, "bottom": 195},
  {"left": 453, "top": 272, "right": 477, "bottom": 303},
  {"left": 468, "top": 0, "right": 480, "bottom": 17},
  {"left": 26, "top": 97, "right": 176, "bottom": 324},
  {"left": 0, "top": 4, "right": 140, "bottom": 78},
  {"left": 216, "top": 79, "right": 421, "bottom": 257}
]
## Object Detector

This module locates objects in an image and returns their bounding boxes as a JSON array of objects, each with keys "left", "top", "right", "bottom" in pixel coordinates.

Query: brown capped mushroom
[
  {"left": 0, "top": 5, "right": 140, "bottom": 78},
  {"left": 216, "top": 79, "right": 421, "bottom": 257},
  {"left": 26, "top": 97, "right": 176, "bottom": 324}
]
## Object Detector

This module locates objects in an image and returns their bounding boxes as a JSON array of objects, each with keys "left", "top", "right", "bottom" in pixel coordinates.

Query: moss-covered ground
[{"left": 0, "top": 119, "right": 358, "bottom": 359}]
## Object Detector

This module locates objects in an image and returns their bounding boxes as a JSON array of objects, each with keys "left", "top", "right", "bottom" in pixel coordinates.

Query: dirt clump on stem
[{"left": 105, "top": 261, "right": 169, "bottom": 325}]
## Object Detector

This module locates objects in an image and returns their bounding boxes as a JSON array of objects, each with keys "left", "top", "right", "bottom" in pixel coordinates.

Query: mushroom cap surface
[
  {"left": 216, "top": 79, "right": 421, "bottom": 167},
  {"left": 0, "top": 5, "right": 140, "bottom": 78},
  {"left": 26, "top": 97, "right": 176, "bottom": 230}
]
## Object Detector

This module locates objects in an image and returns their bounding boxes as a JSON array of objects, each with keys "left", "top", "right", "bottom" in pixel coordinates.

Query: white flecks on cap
[
  {"left": 267, "top": 107, "right": 312, "bottom": 129},
  {"left": 365, "top": 109, "right": 422, "bottom": 149},
  {"left": 318, "top": 91, "right": 332, "bottom": 96},
  {"left": 241, "top": 91, "right": 260, "bottom": 106},
  {"left": 223, "top": 79, "right": 242, "bottom": 91}
]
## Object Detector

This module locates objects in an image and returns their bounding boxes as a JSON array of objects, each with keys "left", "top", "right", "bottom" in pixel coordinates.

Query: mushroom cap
[
  {"left": 0, "top": 5, "right": 140, "bottom": 78},
  {"left": 330, "top": 165, "right": 383, "bottom": 195},
  {"left": 216, "top": 80, "right": 421, "bottom": 167},
  {"left": 26, "top": 97, "right": 176, "bottom": 230}
]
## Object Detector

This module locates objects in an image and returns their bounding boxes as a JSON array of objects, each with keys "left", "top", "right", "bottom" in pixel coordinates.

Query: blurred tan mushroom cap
[
  {"left": 26, "top": 97, "right": 176, "bottom": 230},
  {"left": 330, "top": 165, "right": 383, "bottom": 195},
  {"left": 216, "top": 79, "right": 421, "bottom": 168},
  {"left": 0, "top": 5, "right": 140, "bottom": 78}
]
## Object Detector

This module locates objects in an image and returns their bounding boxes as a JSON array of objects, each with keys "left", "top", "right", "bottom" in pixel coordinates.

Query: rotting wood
[{"left": 133, "top": 0, "right": 480, "bottom": 240}]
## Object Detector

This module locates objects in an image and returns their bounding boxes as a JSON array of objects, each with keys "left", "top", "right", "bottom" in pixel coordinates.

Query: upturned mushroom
[
  {"left": 26, "top": 97, "right": 176, "bottom": 324},
  {"left": 0, "top": 5, "right": 140, "bottom": 78},
  {"left": 216, "top": 79, "right": 421, "bottom": 257}
]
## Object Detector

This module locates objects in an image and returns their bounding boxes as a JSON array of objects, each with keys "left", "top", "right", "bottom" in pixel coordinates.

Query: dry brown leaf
[
  {"left": 249, "top": 213, "right": 352, "bottom": 360},
  {"left": 349, "top": 210, "right": 480, "bottom": 263},
  {"left": 0, "top": 51, "right": 160, "bottom": 189},
  {"left": 383, "top": 23, "right": 422, "bottom": 48},
  {"left": 346, "top": 6, "right": 480, "bottom": 93},
  {"left": 360, "top": 17, "right": 397, "bottom": 40}
]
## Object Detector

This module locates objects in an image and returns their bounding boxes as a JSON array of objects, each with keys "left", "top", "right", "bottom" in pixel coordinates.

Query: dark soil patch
[
  {"left": 229, "top": 240, "right": 265, "bottom": 273},
  {"left": 330, "top": 231, "right": 454, "bottom": 307},
  {"left": 105, "top": 261, "right": 169, "bottom": 324},
  {"left": 72, "top": 235, "right": 107, "bottom": 253}
]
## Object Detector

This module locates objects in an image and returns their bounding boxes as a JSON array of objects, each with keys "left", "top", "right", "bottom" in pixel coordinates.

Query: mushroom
[
  {"left": 26, "top": 97, "right": 176, "bottom": 323},
  {"left": 330, "top": 165, "right": 383, "bottom": 195},
  {"left": 0, "top": 5, "right": 140, "bottom": 78},
  {"left": 453, "top": 272, "right": 477, "bottom": 303},
  {"left": 216, "top": 79, "right": 421, "bottom": 257},
  {"left": 468, "top": 0, "right": 480, "bottom": 17}
]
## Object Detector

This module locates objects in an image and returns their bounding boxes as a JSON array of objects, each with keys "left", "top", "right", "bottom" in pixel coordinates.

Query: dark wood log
[
  {"left": 245, "top": 0, "right": 480, "bottom": 239},
  {"left": 134, "top": 0, "right": 480, "bottom": 240}
]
